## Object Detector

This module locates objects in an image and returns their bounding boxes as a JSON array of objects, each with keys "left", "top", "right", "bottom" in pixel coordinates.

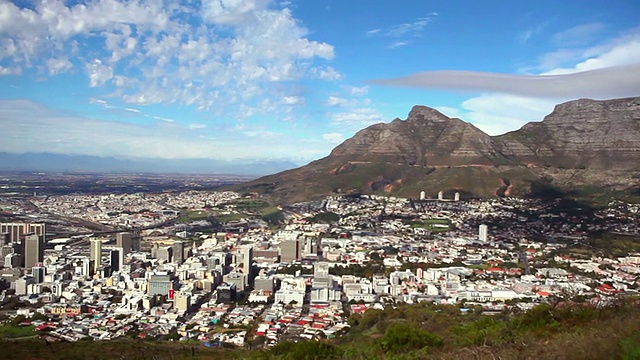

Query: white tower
[
  {"left": 419, "top": 191, "right": 426, "bottom": 200},
  {"left": 454, "top": 192, "right": 460, "bottom": 201},
  {"left": 437, "top": 191, "right": 444, "bottom": 201},
  {"left": 479, "top": 224, "right": 488, "bottom": 242}
]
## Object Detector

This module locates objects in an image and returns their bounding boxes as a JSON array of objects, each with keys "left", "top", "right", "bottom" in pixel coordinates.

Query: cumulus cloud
[
  {"left": 330, "top": 108, "right": 384, "bottom": 128},
  {"left": 0, "top": 0, "right": 335, "bottom": 117}
]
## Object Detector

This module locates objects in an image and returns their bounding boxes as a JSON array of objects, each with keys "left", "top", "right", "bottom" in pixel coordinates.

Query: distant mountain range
[
  {"left": 0, "top": 152, "right": 298, "bottom": 176},
  {"left": 233, "top": 97, "right": 640, "bottom": 204}
]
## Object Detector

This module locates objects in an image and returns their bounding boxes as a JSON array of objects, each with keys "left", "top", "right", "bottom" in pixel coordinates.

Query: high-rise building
[
  {"left": 419, "top": 191, "right": 426, "bottom": 200},
  {"left": 454, "top": 192, "right": 460, "bottom": 201},
  {"left": 0, "top": 223, "right": 45, "bottom": 244},
  {"left": 90, "top": 238, "right": 102, "bottom": 273},
  {"left": 32, "top": 264, "right": 45, "bottom": 283},
  {"left": 280, "top": 240, "right": 300, "bottom": 263},
  {"left": 479, "top": 224, "right": 488, "bottom": 242},
  {"left": 235, "top": 245, "right": 253, "bottom": 276},
  {"left": 437, "top": 191, "right": 444, "bottom": 201},
  {"left": 172, "top": 241, "right": 185, "bottom": 264},
  {"left": 24, "top": 234, "right": 44, "bottom": 268},
  {"left": 116, "top": 232, "right": 132, "bottom": 257},
  {"left": 110, "top": 248, "right": 124, "bottom": 274}
]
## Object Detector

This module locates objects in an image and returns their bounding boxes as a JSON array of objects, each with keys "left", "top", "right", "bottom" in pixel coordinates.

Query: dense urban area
[{"left": 1, "top": 172, "right": 640, "bottom": 357}]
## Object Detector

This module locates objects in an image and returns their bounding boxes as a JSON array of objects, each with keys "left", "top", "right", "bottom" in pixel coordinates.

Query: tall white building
[{"left": 479, "top": 224, "right": 488, "bottom": 242}]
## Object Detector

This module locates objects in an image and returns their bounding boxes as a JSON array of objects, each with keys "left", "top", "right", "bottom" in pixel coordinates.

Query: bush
[
  {"left": 264, "top": 340, "right": 343, "bottom": 360},
  {"left": 380, "top": 322, "right": 442, "bottom": 354}
]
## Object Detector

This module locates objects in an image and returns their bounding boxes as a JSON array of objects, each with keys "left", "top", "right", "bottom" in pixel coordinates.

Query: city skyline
[{"left": 1, "top": 0, "right": 640, "bottom": 168}]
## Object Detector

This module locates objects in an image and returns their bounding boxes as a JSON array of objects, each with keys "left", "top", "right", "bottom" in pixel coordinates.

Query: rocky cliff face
[
  {"left": 234, "top": 97, "right": 640, "bottom": 204},
  {"left": 330, "top": 106, "right": 511, "bottom": 166},
  {"left": 496, "top": 97, "right": 640, "bottom": 170}
]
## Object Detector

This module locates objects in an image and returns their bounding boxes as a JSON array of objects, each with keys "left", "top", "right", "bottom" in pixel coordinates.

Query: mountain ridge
[{"left": 234, "top": 96, "right": 640, "bottom": 204}]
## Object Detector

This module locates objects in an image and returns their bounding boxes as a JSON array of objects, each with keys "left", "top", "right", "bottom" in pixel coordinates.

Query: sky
[{"left": 1, "top": 0, "right": 640, "bottom": 168}]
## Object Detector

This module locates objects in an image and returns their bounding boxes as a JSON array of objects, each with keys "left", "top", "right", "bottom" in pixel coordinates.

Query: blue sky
[{"left": 1, "top": 0, "right": 639, "bottom": 166}]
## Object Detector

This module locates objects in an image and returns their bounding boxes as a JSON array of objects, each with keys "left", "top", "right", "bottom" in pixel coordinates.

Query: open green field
[
  {"left": 0, "top": 325, "right": 35, "bottom": 339},
  {"left": 410, "top": 218, "right": 452, "bottom": 232},
  {"left": 176, "top": 210, "right": 211, "bottom": 223}
]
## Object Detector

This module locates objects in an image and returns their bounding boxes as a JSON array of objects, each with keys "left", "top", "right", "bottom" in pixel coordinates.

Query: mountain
[
  {"left": 0, "top": 153, "right": 298, "bottom": 176},
  {"left": 234, "top": 97, "right": 640, "bottom": 204}
]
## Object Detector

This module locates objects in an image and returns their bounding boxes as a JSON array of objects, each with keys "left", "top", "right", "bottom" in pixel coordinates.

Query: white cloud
[
  {"left": 326, "top": 96, "right": 348, "bottom": 107},
  {"left": 330, "top": 108, "right": 384, "bottom": 128},
  {"left": 551, "top": 23, "right": 604, "bottom": 47},
  {"left": 388, "top": 41, "right": 410, "bottom": 49},
  {"left": 366, "top": 15, "right": 436, "bottom": 48},
  {"left": 460, "top": 94, "right": 557, "bottom": 135},
  {"left": 322, "top": 132, "right": 345, "bottom": 143},
  {"left": 519, "top": 23, "right": 547, "bottom": 43},
  {"left": 282, "top": 96, "right": 303, "bottom": 105},
  {"left": 344, "top": 85, "right": 369, "bottom": 96},
  {"left": 312, "top": 66, "right": 342, "bottom": 80},
  {"left": 86, "top": 59, "right": 113, "bottom": 87},
  {"left": 0, "top": 66, "right": 21, "bottom": 75},
  {"left": 45, "top": 57, "right": 72, "bottom": 75},
  {"left": 0, "top": 0, "right": 335, "bottom": 118},
  {"left": 188, "top": 123, "right": 207, "bottom": 130},
  {"left": 433, "top": 106, "right": 461, "bottom": 118}
]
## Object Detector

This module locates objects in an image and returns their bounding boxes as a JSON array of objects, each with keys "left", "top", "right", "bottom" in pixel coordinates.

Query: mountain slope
[
  {"left": 234, "top": 97, "right": 640, "bottom": 204},
  {"left": 495, "top": 97, "right": 640, "bottom": 170}
]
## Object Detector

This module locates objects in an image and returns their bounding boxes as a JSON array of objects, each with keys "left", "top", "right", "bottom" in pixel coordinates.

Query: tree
[{"left": 10, "top": 315, "right": 26, "bottom": 326}]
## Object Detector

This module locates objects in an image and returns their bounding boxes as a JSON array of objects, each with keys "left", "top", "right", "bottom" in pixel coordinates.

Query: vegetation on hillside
[{"left": 4, "top": 298, "right": 640, "bottom": 359}]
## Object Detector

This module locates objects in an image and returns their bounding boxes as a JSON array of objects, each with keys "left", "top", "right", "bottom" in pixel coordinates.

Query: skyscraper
[
  {"left": 24, "top": 234, "right": 44, "bottom": 268},
  {"left": 116, "top": 232, "right": 133, "bottom": 257},
  {"left": 90, "top": 238, "right": 102, "bottom": 273},
  {"left": 110, "top": 248, "right": 124, "bottom": 274}
]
